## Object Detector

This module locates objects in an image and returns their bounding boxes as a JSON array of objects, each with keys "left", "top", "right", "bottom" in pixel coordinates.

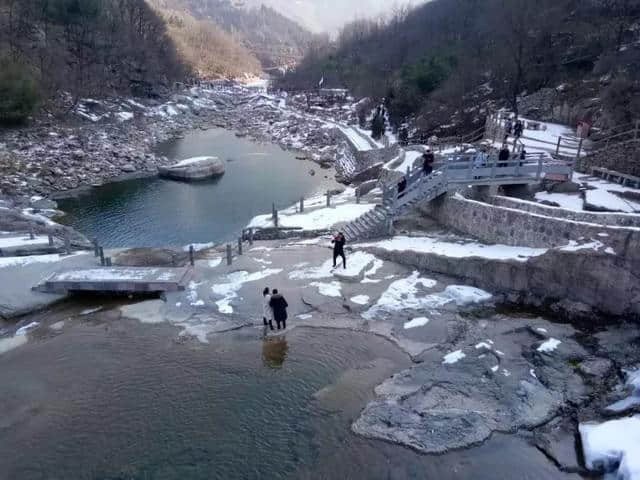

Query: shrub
[{"left": 0, "top": 61, "right": 40, "bottom": 125}]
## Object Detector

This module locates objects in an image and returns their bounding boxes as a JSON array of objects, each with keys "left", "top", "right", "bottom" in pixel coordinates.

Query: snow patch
[
  {"left": 362, "top": 271, "right": 437, "bottom": 320},
  {"left": 443, "top": 350, "right": 466, "bottom": 365},
  {"left": 211, "top": 269, "right": 282, "bottom": 314},
  {"left": 16, "top": 322, "right": 39, "bottom": 336},
  {"left": 403, "top": 317, "right": 430, "bottom": 329},
  {"left": 351, "top": 295, "right": 370, "bottom": 305},
  {"left": 537, "top": 338, "right": 562, "bottom": 353},
  {"left": 310, "top": 281, "right": 342, "bottom": 298}
]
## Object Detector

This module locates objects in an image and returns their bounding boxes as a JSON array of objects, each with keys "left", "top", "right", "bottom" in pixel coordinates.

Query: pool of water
[
  {"left": 56, "top": 129, "right": 337, "bottom": 248},
  {"left": 0, "top": 306, "right": 584, "bottom": 480}
]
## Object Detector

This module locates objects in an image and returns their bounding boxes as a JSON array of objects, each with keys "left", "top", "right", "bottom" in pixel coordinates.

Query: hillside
[
  {"left": 163, "top": 0, "right": 316, "bottom": 69},
  {"left": 148, "top": 1, "right": 262, "bottom": 79},
  {"left": 0, "top": 0, "right": 189, "bottom": 121},
  {"left": 279, "top": 0, "right": 640, "bottom": 134}
]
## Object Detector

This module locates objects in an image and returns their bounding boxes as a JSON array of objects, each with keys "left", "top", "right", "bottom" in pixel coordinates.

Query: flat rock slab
[{"left": 34, "top": 266, "right": 191, "bottom": 293}]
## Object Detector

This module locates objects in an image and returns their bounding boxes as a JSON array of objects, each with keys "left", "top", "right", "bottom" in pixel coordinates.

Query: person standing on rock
[
  {"left": 262, "top": 287, "right": 274, "bottom": 331},
  {"left": 269, "top": 289, "right": 289, "bottom": 330},
  {"left": 332, "top": 232, "right": 347, "bottom": 270}
]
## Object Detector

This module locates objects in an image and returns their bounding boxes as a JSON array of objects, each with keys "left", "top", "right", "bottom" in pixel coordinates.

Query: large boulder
[{"left": 158, "top": 156, "right": 225, "bottom": 181}]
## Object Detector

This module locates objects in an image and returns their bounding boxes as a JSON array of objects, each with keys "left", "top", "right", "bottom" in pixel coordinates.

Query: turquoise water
[{"left": 57, "top": 129, "right": 337, "bottom": 247}]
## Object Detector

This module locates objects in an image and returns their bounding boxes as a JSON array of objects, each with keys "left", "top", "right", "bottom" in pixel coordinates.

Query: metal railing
[{"left": 381, "top": 152, "right": 573, "bottom": 215}]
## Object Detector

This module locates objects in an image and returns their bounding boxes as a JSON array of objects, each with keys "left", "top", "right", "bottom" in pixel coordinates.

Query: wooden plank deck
[{"left": 33, "top": 266, "right": 191, "bottom": 294}]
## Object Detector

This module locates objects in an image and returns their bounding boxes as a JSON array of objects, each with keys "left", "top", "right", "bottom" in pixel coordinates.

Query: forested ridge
[
  {"left": 279, "top": 0, "right": 640, "bottom": 133},
  {"left": 0, "top": 0, "right": 189, "bottom": 114},
  {"left": 0, "top": 0, "right": 314, "bottom": 124}
]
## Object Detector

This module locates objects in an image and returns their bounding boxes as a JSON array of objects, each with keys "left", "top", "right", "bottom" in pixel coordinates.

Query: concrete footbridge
[{"left": 341, "top": 153, "right": 573, "bottom": 242}]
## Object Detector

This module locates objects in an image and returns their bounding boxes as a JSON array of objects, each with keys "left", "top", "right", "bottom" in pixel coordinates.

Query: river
[
  {"left": 0, "top": 301, "right": 580, "bottom": 480},
  {"left": 56, "top": 128, "right": 338, "bottom": 248}
]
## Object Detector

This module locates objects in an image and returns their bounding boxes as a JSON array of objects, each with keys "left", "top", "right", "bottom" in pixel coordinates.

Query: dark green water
[
  {"left": 0, "top": 306, "right": 583, "bottom": 480},
  {"left": 57, "top": 129, "right": 337, "bottom": 248}
]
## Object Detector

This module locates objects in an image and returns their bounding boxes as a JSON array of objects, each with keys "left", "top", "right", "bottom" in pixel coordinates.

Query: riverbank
[{"left": 0, "top": 84, "right": 353, "bottom": 202}]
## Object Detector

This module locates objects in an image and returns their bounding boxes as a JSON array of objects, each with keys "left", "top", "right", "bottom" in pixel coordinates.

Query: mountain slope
[
  {"left": 279, "top": 0, "right": 640, "bottom": 132},
  {"left": 162, "top": 0, "right": 316, "bottom": 69}
]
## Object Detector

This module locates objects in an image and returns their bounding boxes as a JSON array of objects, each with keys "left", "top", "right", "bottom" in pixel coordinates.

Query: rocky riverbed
[{"left": 0, "top": 85, "right": 354, "bottom": 201}]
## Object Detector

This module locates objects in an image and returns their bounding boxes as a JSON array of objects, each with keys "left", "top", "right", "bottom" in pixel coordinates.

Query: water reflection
[{"left": 262, "top": 335, "right": 288, "bottom": 369}]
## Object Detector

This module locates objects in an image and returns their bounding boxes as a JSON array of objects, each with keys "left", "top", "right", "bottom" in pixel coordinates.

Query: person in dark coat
[
  {"left": 269, "top": 289, "right": 289, "bottom": 330},
  {"left": 331, "top": 232, "right": 346, "bottom": 269},
  {"left": 498, "top": 144, "right": 510, "bottom": 167},
  {"left": 422, "top": 150, "right": 435, "bottom": 176},
  {"left": 397, "top": 176, "right": 407, "bottom": 198},
  {"left": 514, "top": 120, "right": 524, "bottom": 139}
]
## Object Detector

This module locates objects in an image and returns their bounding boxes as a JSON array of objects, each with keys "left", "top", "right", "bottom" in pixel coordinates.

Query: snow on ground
[
  {"left": 208, "top": 258, "right": 222, "bottom": 268},
  {"left": 211, "top": 269, "right": 282, "bottom": 314},
  {"left": 79, "top": 307, "right": 103, "bottom": 316},
  {"left": 560, "top": 240, "right": 615, "bottom": 255},
  {"left": 361, "top": 236, "right": 548, "bottom": 262},
  {"left": 351, "top": 295, "right": 370, "bottom": 305},
  {"left": 289, "top": 259, "right": 334, "bottom": 280},
  {"left": 440, "top": 286, "right": 492, "bottom": 306},
  {"left": 55, "top": 268, "right": 168, "bottom": 282},
  {"left": 117, "top": 112, "right": 134, "bottom": 121},
  {"left": 333, "top": 251, "right": 378, "bottom": 279},
  {"left": 0, "top": 235, "right": 51, "bottom": 248},
  {"left": 248, "top": 203, "right": 374, "bottom": 231},
  {"left": 580, "top": 416, "right": 640, "bottom": 479},
  {"left": 0, "top": 252, "right": 87, "bottom": 268},
  {"left": 443, "top": 350, "right": 466, "bottom": 365},
  {"left": 183, "top": 242, "right": 215, "bottom": 252},
  {"left": 310, "top": 281, "right": 342, "bottom": 297},
  {"left": 534, "top": 192, "right": 584, "bottom": 211},
  {"left": 337, "top": 125, "right": 375, "bottom": 151},
  {"left": 16, "top": 322, "right": 39, "bottom": 336},
  {"left": 171, "top": 156, "right": 218, "bottom": 168},
  {"left": 404, "top": 317, "right": 430, "bottom": 329},
  {"left": 607, "top": 368, "right": 640, "bottom": 413},
  {"left": 386, "top": 150, "right": 423, "bottom": 173},
  {"left": 537, "top": 338, "right": 562, "bottom": 353},
  {"left": 585, "top": 189, "right": 640, "bottom": 213},
  {"left": 362, "top": 271, "right": 437, "bottom": 320}
]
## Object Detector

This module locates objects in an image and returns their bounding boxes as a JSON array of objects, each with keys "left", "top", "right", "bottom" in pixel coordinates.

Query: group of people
[
  {"left": 504, "top": 117, "right": 524, "bottom": 142},
  {"left": 260, "top": 232, "right": 348, "bottom": 332},
  {"left": 262, "top": 288, "right": 289, "bottom": 331}
]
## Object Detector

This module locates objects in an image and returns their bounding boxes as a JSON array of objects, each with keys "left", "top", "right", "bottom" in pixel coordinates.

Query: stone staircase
[{"left": 342, "top": 205, "right": 391, "bottom": 243}]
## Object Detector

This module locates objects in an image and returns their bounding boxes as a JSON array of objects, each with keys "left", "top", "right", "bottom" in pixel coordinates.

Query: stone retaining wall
[
  {"left": 419, "top": 195, "right": 640, "bottom": 261},
  {"left": 579, "top": 141, "right": 640, "bottom": 177},
  {"left": 363, "top": 246, "right": 640, "bottom": 321},
  {"left": 490, "top": 195, "right": 640, "bottom": 228}
]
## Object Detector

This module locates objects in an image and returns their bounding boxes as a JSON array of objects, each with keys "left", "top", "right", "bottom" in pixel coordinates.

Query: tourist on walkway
[
  {"left": 422, "top": 149, "right": 435, "bottom": 176},
  {"left": 519, "top": 148, "right": 527, "bottom": 166},
  {"left": 498, "top": 144, "right": 510, "bottom": 167},
  {"left": 269, "top": 289, "right": 289, "bottom": 330},
  {"left": 397, "top": 176, "right": 407, "bottom": 198},
  {"left": 332, "top": 232, "right": 347, "bottom": 269},
  {"left": 262, "top": 287, "right": 274, "bottom": 330},
  {"left": 514, "top": 120, "right": 524, "bottom": 139}
]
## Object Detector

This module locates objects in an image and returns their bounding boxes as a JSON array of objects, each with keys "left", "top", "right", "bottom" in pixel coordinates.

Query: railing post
[
  {"left": 248, "top": 228, "right": 254, "bottom": 245},
  {"left": 356, "top": 188, "right": 360, "bottom": 204},
  {"left": 272, "top": 202, "right": 276, "bottom": 220},
  {"left": 99, "top": 247, "right": 105, "bottom": 266},
  {"left": 93, "top": 238, "right": 99, "bottom": 257},
  {"left": 575, "top": 138, "right": 583, "bottom": 171},
  {"left": 299, "top": 197, "right": 304, "bottom": 212},
  {"left": 536, "top": 156, "right": 543, "bottom": 180},
  {"left": 556, "top": 136, "right": 562, "bottom": 156},
  {"left": 48, "top": 234, "right": 54, "bottom": 247},
  {"left": 189, "top": 245, "right": 195, "bottom": 266},
  {"left": 467, "top": 154, "right": 474, "bottom": 180},
  {"left": 64, "top": 235, "right": 71, "bottom": 255},
  {"left": 226, "top": 244, "right": 232, "bottom": 266},
  {"left": 326, "top": 191, "right": 331, "bottom": 207},
  {"left": 238, "top": 237, "right": 243, "bottom": 256},
  {"left": 490, "top": 156, "right": 497, "bottom": 179},
  {"left": 105, "top": 257, "right": 112, "bottom": 267}
]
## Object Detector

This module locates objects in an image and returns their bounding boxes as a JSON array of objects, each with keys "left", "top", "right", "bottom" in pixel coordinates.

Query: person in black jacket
[
  {"left": 498, "top": 144, "right": 510, "bottom": 167},
  {"left": 269, "top": 289, "right": 289, "bottom": 330},
  {"left": 332, "top": 232, "right": 346, "bottom": 269},
  {"left": 422, "top": 150, "right": 435, "bottom": 176}
]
